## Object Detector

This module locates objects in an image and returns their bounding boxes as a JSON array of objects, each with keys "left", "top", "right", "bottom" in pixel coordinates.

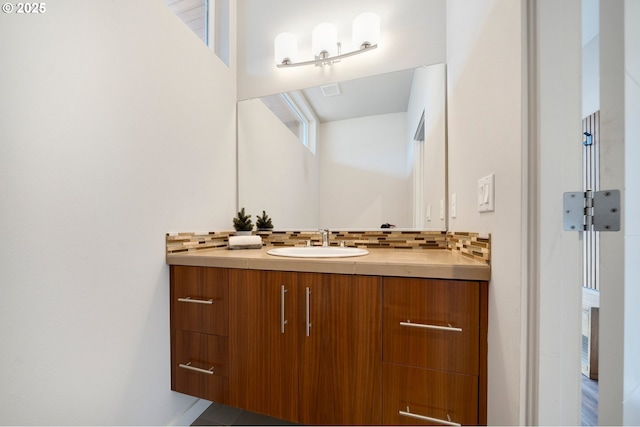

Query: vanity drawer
[
  {"left": 383, "top": 363, "right": 478, "bottom": 426},
  {"left": 171, "top": 266, "right": 229, "bottom": 336},
  {"left": 383, "top": 277, "right": 480, "bottom": 375},
  {"left": 172, "top": 329, "right": 229, "bottom": 403}
]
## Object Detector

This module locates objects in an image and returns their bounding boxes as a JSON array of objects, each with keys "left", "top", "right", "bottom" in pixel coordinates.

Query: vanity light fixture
[{"left": 274, "top": 12, "right": 380, "bottom": 68}]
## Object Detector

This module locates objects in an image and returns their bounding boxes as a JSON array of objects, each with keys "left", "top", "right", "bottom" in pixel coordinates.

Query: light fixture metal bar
[{"left": 277, "top": 44, "right": 378, "bottom": 68}]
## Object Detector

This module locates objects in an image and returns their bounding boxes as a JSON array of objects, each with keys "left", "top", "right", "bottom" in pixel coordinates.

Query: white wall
[
  {"left": 318, "top": 113, "right": 410, "bottom": 228},
  {"left": 599, "top": 0, "right": 640, "bottom": 424},
  {"left": 0, "top": 1, "right": 237, "bottom": 425},
  {"left": 623, "top": 1, "right": 640, "bottom": 422},
  {"left": 237, "top": 99, "right": 320, "bottom": 229},
  {"left": 446, "top": 0, "right": 525, "bottom": 424},
  {"left": 533, "top": 1, "right": 583, "bottom": 424},
  {"left": 236, "top": 0, "right": 446, "bottom": 100},
  {"left": 598, "top": 2, "right": 625, "bottom": 423}
]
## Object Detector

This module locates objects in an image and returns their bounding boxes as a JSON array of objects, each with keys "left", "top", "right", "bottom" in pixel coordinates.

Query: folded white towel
[{"left": 228, "top": 235, "right": 263, "bottom": 249}]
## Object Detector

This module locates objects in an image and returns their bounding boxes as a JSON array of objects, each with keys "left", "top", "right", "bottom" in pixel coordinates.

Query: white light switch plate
[{"left": 478, "top": 173, "right": 495, "bottom": 212}]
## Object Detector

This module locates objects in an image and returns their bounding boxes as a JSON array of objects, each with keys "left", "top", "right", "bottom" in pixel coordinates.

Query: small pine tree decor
[
  {"left": 232, "top": 207, "right": 253, "bottom": 232},
  {"left": 256, "top": 210, "right": 274, "bottom": 230}
]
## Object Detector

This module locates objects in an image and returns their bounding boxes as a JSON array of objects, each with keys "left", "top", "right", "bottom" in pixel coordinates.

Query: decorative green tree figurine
[
  {"left": 232, "top": 207, "right": 253, "bottom": 233},
  {"left": 256, "top": 210, "right": 274, "bottom": 230}
]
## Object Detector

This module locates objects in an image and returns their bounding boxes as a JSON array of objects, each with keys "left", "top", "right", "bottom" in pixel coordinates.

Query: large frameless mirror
[{"left": 237, "top": 63, "right": 447, "bottom": 231}]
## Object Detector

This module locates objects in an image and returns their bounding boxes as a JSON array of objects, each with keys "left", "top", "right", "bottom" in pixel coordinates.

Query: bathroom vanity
[{"left": 167, "top": 245, "right": 489, "bottom": 426}]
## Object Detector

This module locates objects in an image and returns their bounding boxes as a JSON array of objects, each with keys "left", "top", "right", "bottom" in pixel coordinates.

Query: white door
[{"left": 596, "top": 1, "right": 640, "bottom": 424}]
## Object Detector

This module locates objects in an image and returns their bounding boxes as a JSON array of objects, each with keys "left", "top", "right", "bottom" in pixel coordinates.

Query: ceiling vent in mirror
[{"left": 320, "top": 83, "right": 341, "bottom": 97}]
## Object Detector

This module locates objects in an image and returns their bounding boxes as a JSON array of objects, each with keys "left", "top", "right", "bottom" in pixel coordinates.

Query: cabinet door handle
[
  {"left": 178, "top": 361, "right": 214, "bottom": 375},
  {"left": 399, "top": 407, "right": 460, "bottom": 426},
  {"left": 178, "top": 297, "right": 213, "bottom": 305},
  {"left": 281, "top": 285, "right": 288, "bottom": 334},
  {"left": 400, "top": 320, "right": 463, "bottom": 332},
  {"left": 305, "top": 287, "right": 312, "bottom": 337}
]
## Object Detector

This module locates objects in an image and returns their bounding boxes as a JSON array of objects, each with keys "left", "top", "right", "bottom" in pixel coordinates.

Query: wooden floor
[{"left": 582, "top": 375, "right": 598, "bottom": 426}]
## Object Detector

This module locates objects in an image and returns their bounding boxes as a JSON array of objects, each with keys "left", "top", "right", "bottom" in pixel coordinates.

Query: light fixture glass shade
[
  {"left": 274, "top": 32, "right": 297, "bottom": 65},
  {"left": 312, "top": 23, "right": 338, "bottom": 58},
  {"left": 352, "top": 12, "right": 380, "bottom": 48}
]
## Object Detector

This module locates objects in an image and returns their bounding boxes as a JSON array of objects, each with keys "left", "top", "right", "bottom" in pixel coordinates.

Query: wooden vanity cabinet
[
  {"left": 229, "top": 269, "right": 383, "bottom": 425},
  {"left": 170, "top": 266, "right": 230, "bottom": 403},
  {"left": 169, "top": 266, "right": 487, "bottom": 426},
  {"left": 382, "top": 277, "right": 488, "bottom": 426}
]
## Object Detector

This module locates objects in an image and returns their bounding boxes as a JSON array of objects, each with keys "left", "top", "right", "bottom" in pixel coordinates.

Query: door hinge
[{"left": 563, "top": 190, "right": 620, "bottom": 231}]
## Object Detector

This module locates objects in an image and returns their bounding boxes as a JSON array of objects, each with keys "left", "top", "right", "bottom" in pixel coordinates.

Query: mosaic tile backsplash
[{"left": 166, "top": 230, "right": 491, "bottom": 265}]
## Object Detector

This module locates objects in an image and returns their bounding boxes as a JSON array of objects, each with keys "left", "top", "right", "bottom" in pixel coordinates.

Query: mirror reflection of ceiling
[{"left": 301, "top": 68, "right": 415, "bottom": 123}]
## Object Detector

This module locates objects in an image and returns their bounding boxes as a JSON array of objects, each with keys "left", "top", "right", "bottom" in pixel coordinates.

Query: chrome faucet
[{"left": 319, "top": 229, "right": 329, "bottom": 247}]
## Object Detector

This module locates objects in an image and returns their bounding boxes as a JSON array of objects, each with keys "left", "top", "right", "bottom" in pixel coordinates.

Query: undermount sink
[{"left": 267, "top": 246, "right": 369, "bottom": 258}]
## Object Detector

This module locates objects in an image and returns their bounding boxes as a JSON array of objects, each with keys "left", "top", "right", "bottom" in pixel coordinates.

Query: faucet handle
[{"left": 319, "top": 229, "right": 329, "bottom": 247}]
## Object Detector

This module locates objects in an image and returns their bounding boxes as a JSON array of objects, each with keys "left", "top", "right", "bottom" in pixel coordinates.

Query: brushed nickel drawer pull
[
  {"left": 305, "top": 287, "right": 312, "bottom": 337},
  {"left": 400, "top": 406, "right": 460, "bottom": 426},
  {"left": 179, "top": 361, "right": 214, "bottom": 375},
  {"left": 281, "top": 285, "right": 288, "bottom": 334},
  {"left": 178, "top": 297, "right": 213, "bottom": 305},
  {"left": 400, "top": 320, "right": 463, "bottom": 332}
]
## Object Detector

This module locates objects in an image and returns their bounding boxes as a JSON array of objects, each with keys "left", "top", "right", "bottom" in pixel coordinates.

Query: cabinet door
[
  {"left": 298, "top": 273, "right": 383, "bottom": 425},
  {"left": 171, "top": 266, "right": 229, "bottom": 336},
  {"left": 229, "top": 269, "right": 299, "bottom": 422},
  {"left": 384, "top": 277, "right": 480, "bottom": 375}
]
